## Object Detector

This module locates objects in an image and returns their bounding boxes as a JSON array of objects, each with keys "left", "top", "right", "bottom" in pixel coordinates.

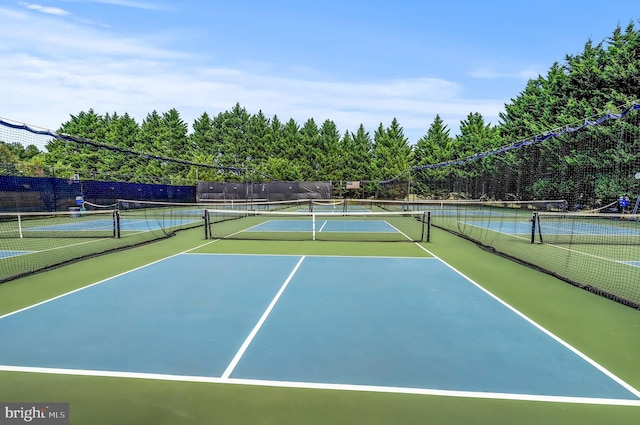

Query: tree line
[{"left": 1, "top": 22, "right": 639, "bottom": 203}]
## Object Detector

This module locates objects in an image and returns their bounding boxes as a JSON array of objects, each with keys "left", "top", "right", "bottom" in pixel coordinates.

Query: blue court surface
[
  {"left": 306, "top": 205, "right": 371, "bottom": 213},
  {"left": 465, "top": 219, "right": 640, "bottom": 236},
  {"left": 0, "top": 253, "right": 638, "bottom": 404},
  {"left": 247, "top": 219, "right": 397, "bottom": 233},
  {"left": 0, "top": 250, "right": 31, "bottom": 259},
  {"left": 23, "top": 217, "right": 200, "bottom": 233},
  {"left": 119, "top": 217, "right": 200, "bottom": 231},
  {"left": 28, "top": 219, "right": 116, "bottom": 233},
  {"left": 464, "top": 220, "right": 533, "bottom": 235},
  {"left": 419, "top": 207, "right": 513, "bottom": 218}
]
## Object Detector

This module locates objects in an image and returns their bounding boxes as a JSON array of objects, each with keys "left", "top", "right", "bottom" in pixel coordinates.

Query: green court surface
[{"left": 1, "top": 227, "right": 639, "bottom": 425}]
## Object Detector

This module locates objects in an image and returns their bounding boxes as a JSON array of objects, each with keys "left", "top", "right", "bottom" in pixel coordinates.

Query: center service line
[{"left": 221, "top": 255, "right": 306, "bottom": 379}]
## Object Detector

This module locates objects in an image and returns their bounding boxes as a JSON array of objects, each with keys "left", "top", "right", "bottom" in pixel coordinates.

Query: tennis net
[
  {"left": 0, "top": 200, "right": 207, "bottom": 283},
  {"left": 533, "top": 211, "right": 640, "bottom": 245},
  {"left": 204, "top": 208, "right": 429, "bottom": 242},
  {"left": 527, "top": 210, "right": 640, "bottom": 308},
  {"left": 116, "top": 199, "right": 207, "bottom": 237},
  {"left": 414, "top": 198, "right": 640, "bottom": 308},
  {"left": 0, "top": 209, "right": 118, "bottom": 239}
]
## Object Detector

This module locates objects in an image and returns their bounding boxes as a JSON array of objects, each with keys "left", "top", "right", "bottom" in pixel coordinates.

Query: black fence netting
[
  {"left": 197, "top": 181, "right": 332, "bottom": 201},
  {"left": 402, "top": 105, "right": 640, "bottom": 309},
  {"left": 0, "top": 176, "right": 196, "bottom": 213}
]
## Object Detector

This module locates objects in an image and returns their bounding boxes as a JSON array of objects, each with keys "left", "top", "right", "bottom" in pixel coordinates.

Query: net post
[
  {"left": 530, "top": 212, "right": 537, "bottom": 244},
  {"left": 312, "top": 213, "right": 316, "bottom": 241},
  {"left": 115, "top": 210, "right": 121, "bottom": 238},
  {"left": 204, "top": 210, "right": 210, "bottom": 239},
  {"left": 425, "top": 211, "right": 431, "bottom": 242},
  {"left": 17, "top": 214, "right": 24, "bottom": 239},
  {"left": 536, "top": 213, "right": 543, "bottom": 243}
]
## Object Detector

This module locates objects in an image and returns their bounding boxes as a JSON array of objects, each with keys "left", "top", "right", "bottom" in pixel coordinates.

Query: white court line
[
  {"left": 0, "top": 250, "right": 34, "bottom": 259},
  {"left": 459, "top": 220, "right": 632, "bottom": 265},
  {"left": 0, "top": 365, "right": 638, "bottom": 406},
  {"left": 223, "top": 219, "right": 308, "bottom": 238},
  {"left": 221, "top": 255, "right": 306, "bottom": 379},
  {"left": 18, "top": 237, "right": 113, "bottom": 256},
  {"left": 3, "top": 247, "right": 637, "bottom": 405},
  {"left": 187, "top": 252, "right": 436, "bottom": 260},
  {"left": 383, "top": 220, "right": 414, "bottom": 240},
  {"left": 460, "top": 220, "right": 532, "bottom": 241},
  {"left": 0, "top": 239, "right": 220, "bottom": 320},
  {"left": 412, "top": 242, "right": 640, "bottom": 401}
]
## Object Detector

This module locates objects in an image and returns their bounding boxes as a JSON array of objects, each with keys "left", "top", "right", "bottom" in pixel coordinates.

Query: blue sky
[{"left": 0, "top": 0, "right": 637, "bottom": 148}]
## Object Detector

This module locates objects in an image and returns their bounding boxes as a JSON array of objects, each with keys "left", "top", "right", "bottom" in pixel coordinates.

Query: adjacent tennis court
[
  {"left": 204, "top": 208, "right": 428, "bottom": 242},
  {"left": 0, "top": 250, "right": 30, "bottom": 259},
  {"left": 464, "top": 218, "right": 640, "bottom": 237},
  {"left": 245, "top": 218, "right": 403, "bottom": 234},
  {"left": 2, "top": 201, "right": 640, "bottom": 425},
  {"left": 1, "top": 252, "right": 638, "bottom": 405},
  {"left": 0, "top": 209, "right": 202, "bottom": 239}
]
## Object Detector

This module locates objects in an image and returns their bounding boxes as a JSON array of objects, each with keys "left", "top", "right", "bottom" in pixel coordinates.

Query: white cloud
[
  {"left": 469, "top": 67, "right": 541, "bottom": 81},
  {"left": 1, "top": 56, "right": 505, "bottom": 145},
  {"left": 0, "top": 5, "right": 506, "bottom": 147},
  {"left": 18, "top": 2, "right": 69, "bottom": 16},
  {"left": 84, "top": 0, "right": 169, "bottom": 11},
  {"left": 0, "top": 6, "right": 25, "bottom": 19},
  {"left": 3, "top": 6, "right": 189, "bottom": 60}
]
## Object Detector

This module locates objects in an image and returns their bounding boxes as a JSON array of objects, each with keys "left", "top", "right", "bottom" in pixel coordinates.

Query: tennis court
[
  {"left": 1, "top": 251, "right": 638, "bottom": 404},
  {"left": 0, "top": 209, "right": 202, "bottom": 239},
  {"left": 463, "top": 218, "right": 640, "bottom": 237},
  {"left": 0, "top": 250, "right": 30, "bottom": 259},
  {"left": 244, "top": 218, "right": 404, "bottom": 234},
  {"left": 23, "top": 216, "right": 200, "bottom": 233},
  {"left": 204, "top": 207, "right": 427, "bottom": 242}
]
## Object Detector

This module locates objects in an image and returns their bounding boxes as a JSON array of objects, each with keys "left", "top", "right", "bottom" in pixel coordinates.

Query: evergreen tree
[
  {"left": 21, "top": 20, "right": 638, "bottom": 201},
  {"left": 45, "top": 109, "right": 107, "bottom": 179},
  {"left": 414, "top": 115, "right": 452, "bottom": 166},
  {"left": 101, "top": 112, "right": 139, "bottom": 180},
  {"left": 134, "top": 109, "right": 191, "bottom": 183},
  {"left": 347, "top": 124, "right": 374, "bottom": 181},
  {"left": 190, "top": 112, "right": 216, "bottom": 155},
  {"left": 136, "top": 111, "right": 166, "bottom": 182},
  {"left": 339, "top": 125, "right": 374, "bottom": 197},
  {"left": 298, "top": 118, "right": 321, "bottom": 179},
  {"left": 0, "top": 142, "right": 20, "bottom": 175},
  {"left": 269, "top": 115, "right": 285, "bottom": 158},
  {"left": 453, "top": 112, "right": 499, "bottom": 198},
  {"left": 454, "top": 112, "right": 498, "bottom": 158},
  {"left": 218, "top": 103, "right": 251, "bottom": 172},
  {"left": 188, "top": 112, "right": 220, "bottom": 182},
  {"left": 318, "top": 120, "right": 342, "bottom": 182},
  {"left": 281, "top": 118, "right": 302, "bottom": 180},
  {"left": 413, "top": 115, "right": 453, "bottom": 197},
  {"left": 246, "top": 110, "right": 272, "bottom": 169},
  {"left": 261, "top": 157, "right": 302, "bottom": 181},
  {"left": 373, "top": 119, "right": 413, "bottom": 181}
]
